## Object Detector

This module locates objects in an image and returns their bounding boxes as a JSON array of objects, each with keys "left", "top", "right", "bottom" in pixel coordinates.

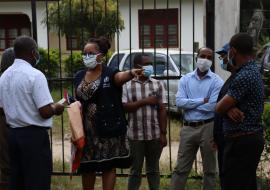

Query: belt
[
  {"left": 7, "top": 125, "right": 50, "bottom": 130},
  {"left": 224, "top": 131, "right": 257, "bottom": 139},
  {"left": 184, "top": 118, "right": 214, "bottom": 127}
]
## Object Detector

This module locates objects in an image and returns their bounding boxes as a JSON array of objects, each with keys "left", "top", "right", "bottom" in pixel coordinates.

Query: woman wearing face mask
[{"left": 74, "top": 37, "right": 143, "bottom": 190}]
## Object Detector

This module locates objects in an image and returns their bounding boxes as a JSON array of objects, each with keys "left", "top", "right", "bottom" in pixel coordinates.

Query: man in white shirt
[{"left": 0, "top": 36, "right": 64, "bottom": 190}]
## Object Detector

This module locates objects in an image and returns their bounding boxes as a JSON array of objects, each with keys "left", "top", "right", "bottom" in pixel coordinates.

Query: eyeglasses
[{"left": 82, "top": 52, "right": 98, "bottom": 56}]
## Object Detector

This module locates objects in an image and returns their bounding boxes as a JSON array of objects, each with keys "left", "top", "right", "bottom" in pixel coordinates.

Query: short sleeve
[
  {"left": 158, "top": 81, "right": 167, "bottom": 104},
  {"left": 74, "top": 69, "right": 86, "bottom": 90},
  {"left": 227, "top": 72, "right": 251, "bottom": 102},
  {"left": 109, "top": 67, "right": 120, "bottom": 86},
  {"left": 32, "top": 73, "right": 53, "bottom": 109},
  {"left": 0, "top": 79, "right": 3, "bottom": 108},
  {"left": 122, "top": 83, "right": 128, "bottom": 103}
]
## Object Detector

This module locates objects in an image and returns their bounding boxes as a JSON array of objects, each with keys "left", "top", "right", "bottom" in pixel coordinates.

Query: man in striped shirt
[{"left": 122, "top": 53, "right": 167, "bottom": 190}]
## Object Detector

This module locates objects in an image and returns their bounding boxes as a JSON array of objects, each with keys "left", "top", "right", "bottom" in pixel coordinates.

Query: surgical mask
[
  {"left": 32, "top": 50, "right": 40, "bottom": 66},
  {"left": 34, "top": 55, "right": 40, "bottom": 65},
  {"left": 219, "top": 59, "right": 228, "bottom": 71},
  {"left": 83, "top": 54, "right": 99, "bottom": 69},
  {"left": 196, "top": 58, "right": 212, "bottom": 72},
  {"left": 228, "top": 51, "right": 236, "bottom": 66},
  {"left": 142, "top": 65, "right": 154, "bottom": 77}
]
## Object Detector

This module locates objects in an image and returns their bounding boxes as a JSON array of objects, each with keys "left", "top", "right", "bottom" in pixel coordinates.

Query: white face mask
[
  {"left": 196, "top": 58, "right": 212, "bottom": 72},
  {"left": 83, "top": 54, "right": 99, "bottom": 69}
]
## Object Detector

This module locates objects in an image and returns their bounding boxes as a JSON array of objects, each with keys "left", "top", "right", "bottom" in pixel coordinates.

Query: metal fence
[
  {"left": 0, "top": 0, "right": 256, "bottom": 189},
  {"left": 26, "top": 1, "right": 270, "bottom": 188}
]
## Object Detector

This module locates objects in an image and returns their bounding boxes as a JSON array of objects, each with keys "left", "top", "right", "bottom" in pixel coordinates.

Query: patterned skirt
[{"left": 78, "top": 104, "right": 131, "bottom": 173}]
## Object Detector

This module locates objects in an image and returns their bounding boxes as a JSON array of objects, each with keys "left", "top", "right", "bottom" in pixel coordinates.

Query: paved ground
[{"left": 52, "top": 138, "right": 203, "bottom": 173}]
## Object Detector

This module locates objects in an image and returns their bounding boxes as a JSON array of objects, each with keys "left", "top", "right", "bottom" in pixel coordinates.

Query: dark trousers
[
  {"left": 0, "top": 113, "right": 9, "bottom": 190},
  {"left": 216, "top": 136, "right": 225, "bottom": 190},
  {"left": 128, "top": 139, "right": 162, "bottom": 190},
  {"left": 8, "top": 126, "right": 52, "bottom": 190},
  {"left": 223, "top": 133, "right": 264, "bottom": 190}
]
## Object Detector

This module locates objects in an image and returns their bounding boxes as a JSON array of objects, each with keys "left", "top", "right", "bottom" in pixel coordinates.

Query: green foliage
[
  {"left": 63, "top": 52, "right": 84, "bottom": 77},
  {"left": 36, "top": 48, "right": 60, "bottom": 78},
  {"left": 44, "top": 0, "right": 124, "bottom": 47},
  {"left": 263, "top": 102, "right": 270, "bottom": 127},
  {"left": 262, "top": 102, "right": 270, "bottom": 159}
]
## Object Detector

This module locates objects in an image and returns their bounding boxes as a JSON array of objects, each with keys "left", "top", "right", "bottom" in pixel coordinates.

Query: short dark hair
[
  {"left": 87, "top": 36, "right": 111, "bottom": 54},
  {"left": 0, "top": 48, "right": 15, "bottom": 73},
  {"left": 133, "top": 53, "right": 152, "bottom": 68},
  {"left": 197, "top": 47, "right": 212, "bottom": 55},
  {"left": 13, "top": 35, "right": 37, "bottom": 58},
  {"left": 133, "top": 54, "right": 143, "bottom": 67},
  {"left": 229, "top": 33, "right": 253, "bottom": 55}
]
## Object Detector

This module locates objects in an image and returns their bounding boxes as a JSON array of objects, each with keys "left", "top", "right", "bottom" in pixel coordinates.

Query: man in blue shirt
[
  {"left": 216, "top": 33, "right": 264, "bottom": 190},
  {"left": 171, "top": 47, "right": 223, "bottom": 190}
]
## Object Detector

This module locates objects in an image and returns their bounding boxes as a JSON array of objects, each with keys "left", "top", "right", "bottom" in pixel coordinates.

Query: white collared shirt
[{"left": 0, "top": 59, "right": 54, "bottom": 128}]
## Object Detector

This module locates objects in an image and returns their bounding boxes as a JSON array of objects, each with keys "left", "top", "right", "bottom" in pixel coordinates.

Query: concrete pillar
[{"left": 215, "top": 0, "right": 240, "bottom": 80}]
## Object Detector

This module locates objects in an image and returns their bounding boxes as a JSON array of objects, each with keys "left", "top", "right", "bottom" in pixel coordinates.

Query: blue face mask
[
  {"left": 83, "top": 54, "right": 99, "bottom": 69},
  {"left": 219, "top": 59, "right": 228, "bottom": 71},
  {"left": 142, "top": 65, "right": 154, "bottom": 78},
  {"left": 228, "top": 51, "right": 236, "bottom": 66}
]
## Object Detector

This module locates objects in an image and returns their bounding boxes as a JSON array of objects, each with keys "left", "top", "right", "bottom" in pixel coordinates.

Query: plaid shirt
[{"left": 122, "top": 77, "right": 167, "bottom": 140}]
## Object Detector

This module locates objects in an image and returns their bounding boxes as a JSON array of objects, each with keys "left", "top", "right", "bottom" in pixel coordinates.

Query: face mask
[
  {"left": 196, "top": 58, "right": 212, "bottom": 72},
  {"left": 142, "top": 65, "right": 154, "bottom": 77},
  {"left": 32, "top": 50, "right": 40, "bottom": 66},
  {"left": 83, "top": 54, "right": 99, "bottom": 69},
  {"left": 228, "top": 50, "right": 236, "bottom": 66},
  {"left": 219, "top": 59, "right": 228, "bottom": 71}
]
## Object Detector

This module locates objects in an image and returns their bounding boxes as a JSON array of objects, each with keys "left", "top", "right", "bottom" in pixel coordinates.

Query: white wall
[
  {"left": 215, "top": 0, "right": 240, "bottom": 80},
  {"left": 117, "top": 0, "right": 204, "bottom": 51},
  {"left": 0, "top": 1, "right": 48, "bottom": 49}
]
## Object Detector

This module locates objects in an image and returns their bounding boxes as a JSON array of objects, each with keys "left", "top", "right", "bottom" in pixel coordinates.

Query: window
[
  {"left": 139, "top": 9, "right": 178, "bottom": 48},
  {"left": 171, "top": 54, "right": 194, "bottom": 75},
  {"left": 108, "top": 53, "right": 125, "bottom": 69},
  {"left": 0, "top": 14, "right": 31, "bottom": 51},
  {"left": 66, "top": 35, "right": 81, "bottom": 50}
]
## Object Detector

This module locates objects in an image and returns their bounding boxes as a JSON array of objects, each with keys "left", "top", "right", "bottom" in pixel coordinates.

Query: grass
[
  {"left": 51, "top": 174, "right": 203, "bottom": 190},
  {"left": 50, "top": 89, "right": 201, "bottom": 190}
]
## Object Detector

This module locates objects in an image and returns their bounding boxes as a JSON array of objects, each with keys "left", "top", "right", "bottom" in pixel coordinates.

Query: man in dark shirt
[
  {"left": 213, "top": 43, "right": 236, "bottom": 190},
  {"left": 216, "top": 33, "right": 264, "bottom": 190},
  {"left": 0, "top": 48, "right": 15, "bottom": 190}
]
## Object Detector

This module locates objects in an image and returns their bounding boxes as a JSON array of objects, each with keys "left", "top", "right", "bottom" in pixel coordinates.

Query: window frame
[
  {"left": 66, "top": 35, "right": 81, "bottom": 51},
  {"left": 0, "top": 14, "right": 31, "bottom": 51},
  {"left": 138, "top": 8, "right": 179, "bottom": 49}
]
